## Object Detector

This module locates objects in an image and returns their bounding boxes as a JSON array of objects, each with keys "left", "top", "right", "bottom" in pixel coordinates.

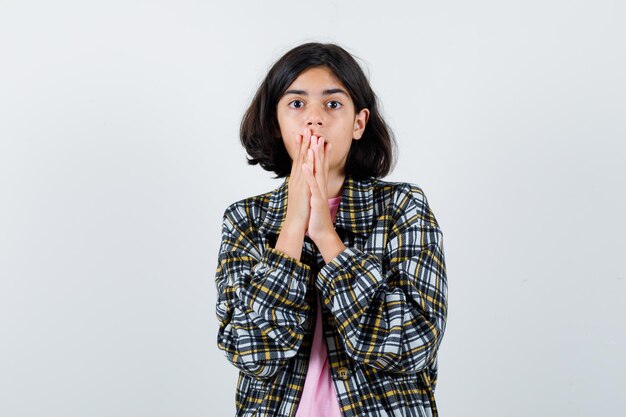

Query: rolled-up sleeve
[
  {"left": 315, "top": 185, "right": 447, "bottom": 374},
  {"left": 215, "top": 207, "right": 312, "bottom": 379}
]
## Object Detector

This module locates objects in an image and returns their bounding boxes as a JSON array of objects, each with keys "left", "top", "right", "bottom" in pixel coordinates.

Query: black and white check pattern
[{"left": 215, "top": 174, "right": 447, "bottom": 417}]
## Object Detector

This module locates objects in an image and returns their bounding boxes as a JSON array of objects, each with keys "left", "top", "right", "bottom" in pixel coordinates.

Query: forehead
[{"left": 283, "top": 66, "right": 349, "bottom": 95}]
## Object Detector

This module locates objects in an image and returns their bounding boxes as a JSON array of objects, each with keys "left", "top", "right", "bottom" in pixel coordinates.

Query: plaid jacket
[{"left": 214, "top": 174, "right": 448, "bottom": 417}]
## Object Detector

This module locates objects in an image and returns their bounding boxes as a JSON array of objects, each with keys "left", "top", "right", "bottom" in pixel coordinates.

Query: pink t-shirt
[{"left": 296, "top": 195, "right": 343, "bottom": 417}]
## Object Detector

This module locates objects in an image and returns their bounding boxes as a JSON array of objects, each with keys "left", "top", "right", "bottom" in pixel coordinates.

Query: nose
[{"left": 305, "top": 106, "right": 324, "bottom": 128}]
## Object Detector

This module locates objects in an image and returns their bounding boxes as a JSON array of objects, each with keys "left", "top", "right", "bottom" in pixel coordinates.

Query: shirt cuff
[
  {"left": 261, "top": 246, "right": 312, "bottom": 282},
  {"left": 315, "top": 246, "right": 371, "bottom": 301}
]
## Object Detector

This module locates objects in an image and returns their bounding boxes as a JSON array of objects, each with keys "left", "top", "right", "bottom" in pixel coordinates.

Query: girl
[{"left": 214, "top": 42, "right": 448, "bottom": 417}]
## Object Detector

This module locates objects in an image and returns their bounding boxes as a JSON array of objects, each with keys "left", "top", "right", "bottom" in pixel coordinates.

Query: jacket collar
[{"left": 258, "top": 174, "right": 376, "bottom": 238}]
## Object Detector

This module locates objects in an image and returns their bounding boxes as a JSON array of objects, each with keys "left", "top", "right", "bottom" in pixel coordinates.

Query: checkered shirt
[{"left": 214, "top": 174, "right": 448, "bottom": 417}]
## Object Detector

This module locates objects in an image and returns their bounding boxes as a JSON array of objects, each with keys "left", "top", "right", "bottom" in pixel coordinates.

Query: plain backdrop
[{"left": 1, "top": 1, "right": 624, "bottom": 416}]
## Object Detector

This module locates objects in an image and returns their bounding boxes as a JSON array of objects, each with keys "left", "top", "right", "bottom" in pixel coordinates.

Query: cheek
[
  {"left": 283, "top": 131, "right": 298, "bottom": 154},
  {"left": 278, "top": 120, "right": 297, "bottom": 145},
  {"left": 283, "top": 135, "right": 302, "bottom": 161},
  {"left": 282, "top": 140, "right": 294, "bottom": 159},
  {"left": 328, "top": 141, "right": 350, "bottom": 162}
]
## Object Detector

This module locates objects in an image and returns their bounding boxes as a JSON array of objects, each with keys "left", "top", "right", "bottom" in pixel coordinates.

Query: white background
[{"left": 1, "top": 1, "right": 624, "bottom": 416}]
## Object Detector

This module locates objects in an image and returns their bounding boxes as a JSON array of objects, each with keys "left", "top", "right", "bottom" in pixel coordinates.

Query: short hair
[{"left": 240, "top": 42, "right": 397, "bottom": 180}]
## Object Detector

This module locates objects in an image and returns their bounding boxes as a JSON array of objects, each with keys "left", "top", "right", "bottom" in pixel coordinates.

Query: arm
[
  {"left": 214, "top": 206, "right": 312, "bottom": 379},
  {"left": 315, "top": 185, "right": 447, "bottom": 374}
]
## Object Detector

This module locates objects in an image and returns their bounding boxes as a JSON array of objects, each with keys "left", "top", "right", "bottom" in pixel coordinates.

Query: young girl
[{"left": 214, "top": 42, "right": 448, "bottom": 417}]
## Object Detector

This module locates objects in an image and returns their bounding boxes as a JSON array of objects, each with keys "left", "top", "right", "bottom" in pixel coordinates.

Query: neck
[{"left": 327, "top": 170, "right": 346, "bottom": 199}]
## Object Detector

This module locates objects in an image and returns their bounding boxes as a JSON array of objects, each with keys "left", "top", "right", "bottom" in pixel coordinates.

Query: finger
[
  {"left": 310, "top": 134, "right": 318, "bottom": 156},
  {"left": 290, "top": 134, "right": 300, "bottom": 176},
  {"left": 315, "top": 138, "right": 326, "bottom": 182},
  {"left": 324, "top": 142, "right": 331, "bottom": 175},
  {"left": 312, "top": 142, "right": 323, "bottom": 184},
  {"left": 316, "top": 137, "right": 325, "bottom": 168},
  {"left": 307, "top": 148, "right": 315, "bottom": 175},
  {"left": 299, "top": 128, "right": 311, "bottom": 164},
  {"left": 302, "top": 160, "right": 320, "bottom": 198},
  {"left": 292, "top": 134, "right": 302, "bottom": 165},
  {"left": 312, "top": 138, "right": 325, "bottom": 184}
]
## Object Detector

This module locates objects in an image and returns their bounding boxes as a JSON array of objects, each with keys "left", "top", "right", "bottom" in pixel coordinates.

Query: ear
[{"left": 352, "top": 108, "right": 370, "bottom": 140}]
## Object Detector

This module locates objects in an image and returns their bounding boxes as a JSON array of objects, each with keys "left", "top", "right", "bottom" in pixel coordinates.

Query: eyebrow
[{"left": 282, "top": 88, "right": 350, "bottom": 98}]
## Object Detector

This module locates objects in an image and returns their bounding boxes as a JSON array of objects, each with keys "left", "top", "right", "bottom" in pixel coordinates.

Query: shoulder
[
  {"left": 371, "top": 177, "right": 428, "bottom": 207},
  {"left": 371, "top": 178, "right": 439, "bottom": 228},
  {"left": 220, "top": 189, "right": 272, "bottom": 230}
]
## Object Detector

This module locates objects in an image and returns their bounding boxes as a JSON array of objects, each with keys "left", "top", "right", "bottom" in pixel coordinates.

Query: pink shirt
[{"left": 296, "top": 195, "right": 343, "bottom": 417}]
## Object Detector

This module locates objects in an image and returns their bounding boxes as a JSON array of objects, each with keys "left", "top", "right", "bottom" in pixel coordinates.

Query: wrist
[
  {"left": 275, "top": 217, "right": 307, "bottom": 262},
  {"left": 281, "top": 215, "right": 307, "bottom": 237},
  {"left": 316, "top": 230, "right": 346, "bottom": 264}
]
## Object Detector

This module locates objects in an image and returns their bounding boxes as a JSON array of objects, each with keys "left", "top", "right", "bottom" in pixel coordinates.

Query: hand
[
  {"left": 283, "top": 128, "right": 314, "bottom": 234},
  {"left": 302, "top": 132, "right": 335, "bottom": 243}
]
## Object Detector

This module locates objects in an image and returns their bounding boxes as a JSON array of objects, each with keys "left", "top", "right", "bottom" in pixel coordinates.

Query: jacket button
[
  {"left": 337, "top": 367, "right": 349, "bottom": 380},
  {"left": 326, "top": 315, "right": 335, "bottom": 326}
]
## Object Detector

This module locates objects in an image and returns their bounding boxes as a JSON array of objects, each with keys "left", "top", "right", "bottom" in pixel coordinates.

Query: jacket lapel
[{"left": 258, "top": 174, "right": 376, "bottom": 238}]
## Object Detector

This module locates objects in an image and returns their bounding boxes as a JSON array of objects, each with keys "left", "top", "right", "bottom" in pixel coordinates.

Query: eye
[
  {"left": 288, "top": 99, "right": 304, "bottom": 109},
  {"left": 327, "top": 100, "right": 343, "bottom": 109}
]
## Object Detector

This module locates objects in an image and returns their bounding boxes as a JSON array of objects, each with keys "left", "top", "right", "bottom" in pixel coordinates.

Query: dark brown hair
[{"left": 240, "top": 42, "right": 397, "bottom": 179}]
